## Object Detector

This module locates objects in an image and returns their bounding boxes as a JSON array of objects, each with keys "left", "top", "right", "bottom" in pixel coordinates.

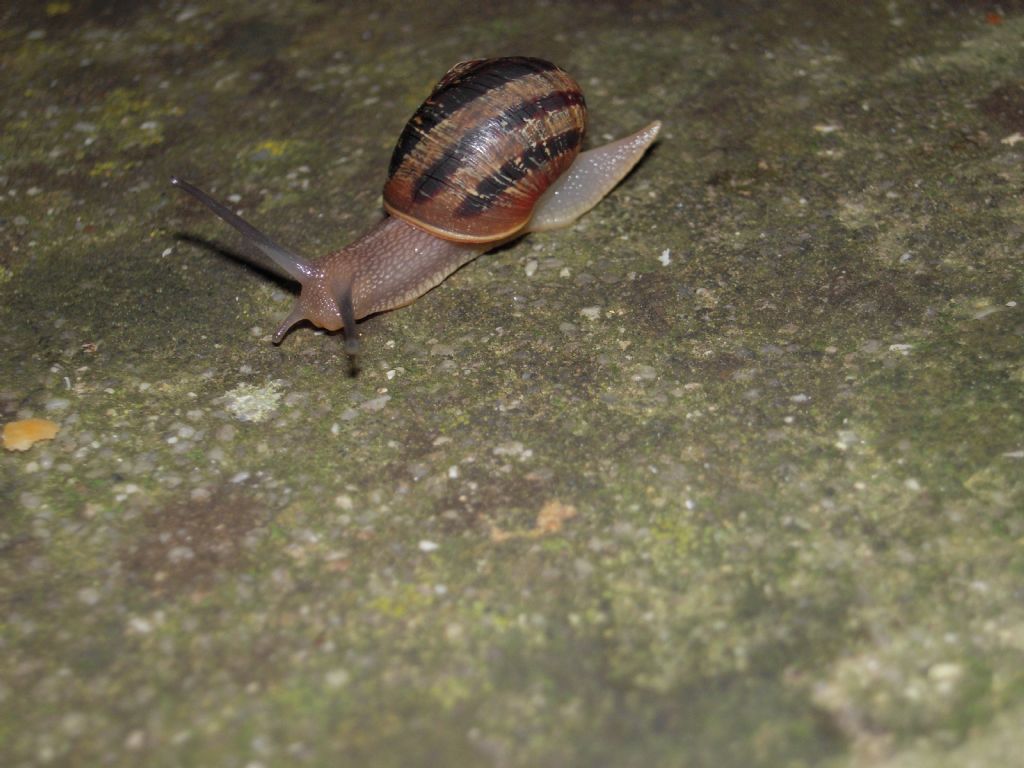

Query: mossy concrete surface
[{"left": 2, "top": 1, "right": 1023, "bottom": 766}]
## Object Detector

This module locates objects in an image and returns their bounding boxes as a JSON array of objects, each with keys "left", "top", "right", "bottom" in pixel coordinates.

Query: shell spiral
[{"left": 383, "top": 57, "right": 587, "bottom": 243}]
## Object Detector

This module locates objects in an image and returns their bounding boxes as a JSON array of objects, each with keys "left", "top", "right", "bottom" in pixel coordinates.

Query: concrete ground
[{"left": 1, "top": 1, "right": 1022, "bottom": 765}]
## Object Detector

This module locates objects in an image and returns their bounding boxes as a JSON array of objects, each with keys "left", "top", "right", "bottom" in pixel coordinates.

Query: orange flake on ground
[
  {"left": 535, "top": 499, "right": 578, "bottom": 533},
  {"left": 490, "top": 499, "right": 578, "bottom": 542},
  {"left": 3, "top": 418, "right": 61, "bottom": 451}
]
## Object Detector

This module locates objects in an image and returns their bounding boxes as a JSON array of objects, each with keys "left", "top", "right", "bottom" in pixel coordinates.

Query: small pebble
[
  {"left": 77, "top": 587, "right": 101, "bottom": 606},
  {"left": 325, "top": 669, "right": 350, "bottom": 689},
  {"left": 360, "top": 395, "right": 390, "bottom": 412},
  {"left": 128, "top": 617, "right": 153, "bottom": 634}
]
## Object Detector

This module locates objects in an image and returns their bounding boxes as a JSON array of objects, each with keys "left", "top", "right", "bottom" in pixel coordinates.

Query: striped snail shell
[
  {"left": 171, "top": 57, "right": 660, "bottom": 356},
  {"left": 383, "top": 57, "right": 586, "bottom": 243}
]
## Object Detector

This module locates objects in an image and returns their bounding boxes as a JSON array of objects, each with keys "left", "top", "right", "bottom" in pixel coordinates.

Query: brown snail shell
[{"left": 384, "top": 57, "right": 586, "bottom": 243}]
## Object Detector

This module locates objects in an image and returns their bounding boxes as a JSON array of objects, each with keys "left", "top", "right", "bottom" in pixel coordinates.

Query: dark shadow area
[{"left": 172, "top": 232, "right": 296, "bottom": 290}]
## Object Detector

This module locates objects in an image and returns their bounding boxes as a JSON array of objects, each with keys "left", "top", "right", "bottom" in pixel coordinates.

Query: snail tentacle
[
  {"left": 170, "top": 177, "right": 320, "bottom": 283},
  {"left": 337, "top": 285, "right": 359, "bottom": 355}
]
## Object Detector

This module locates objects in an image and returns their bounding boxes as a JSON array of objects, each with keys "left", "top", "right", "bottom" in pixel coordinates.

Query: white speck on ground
[
  {"left": 360, "top": 395, "right": 390, "bottom": 412},
  {"left": 224, "top": 381, "right": 284, "bottom": 422},
  {"left": 493, "top": 441, "right": 533, "bottom": 460}
]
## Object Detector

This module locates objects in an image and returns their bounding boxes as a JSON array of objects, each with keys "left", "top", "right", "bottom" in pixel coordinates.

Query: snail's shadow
[
  {"left": 172, "top": 233, "right": 361, "bottom": 377},
  {"left": 173, "top": 232, "right": 294, "bottom": 288}
]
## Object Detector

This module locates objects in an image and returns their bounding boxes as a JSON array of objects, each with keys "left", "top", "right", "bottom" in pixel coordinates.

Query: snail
[{"left": 172, "top": 57, "right": 660, "bottom": 354}]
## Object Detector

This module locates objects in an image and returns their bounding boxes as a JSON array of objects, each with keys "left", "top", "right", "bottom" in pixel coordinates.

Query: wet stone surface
[{"left": 1, "top": 1, "right": 1023, "bottom": 766}]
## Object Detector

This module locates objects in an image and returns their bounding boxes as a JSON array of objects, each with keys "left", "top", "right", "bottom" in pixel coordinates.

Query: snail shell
[{"left": 384, "top": 57, "right": 586, "bottom": 242}]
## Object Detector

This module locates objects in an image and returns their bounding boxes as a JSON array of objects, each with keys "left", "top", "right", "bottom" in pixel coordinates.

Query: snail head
[{"left": 170, "top": 177, "right": 359, "bottom": 354}]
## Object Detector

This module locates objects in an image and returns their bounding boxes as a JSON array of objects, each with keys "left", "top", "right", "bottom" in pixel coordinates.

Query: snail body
[{"left": 172, "top": 57, "right": 660, "bottom": 354}]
